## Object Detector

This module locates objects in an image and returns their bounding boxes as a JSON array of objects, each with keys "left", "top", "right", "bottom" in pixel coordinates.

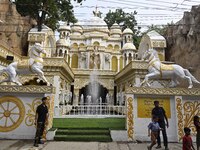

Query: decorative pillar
[
  {"left": 122, "top": 56, "right": 124, "bottom": 68},
  {"left": 126, "top": 94, "right": 135, "bottom": 141},
  {"left": 132, "top": 53, "right": 134, "bottom": 61},
  {"left": 110, "top": 56, "right": 112, "bottom": 70},
  {"left": 175, "top": 96, "right": 184, "bottom": 142},
  {"left": 73, "top": 89, "right": 79, "bottom": 106},
  {"left": 66, "top": 50, "right": 69, "bottom": 63},
  {"left": 108, "top": 90, "right": 114, "bottom": 105},
  {"left": 100, "top": 53, "right": 103, "bottom": 70},
  {"left": 53, "top": 76, "right": 60, "bottom": 107},
  {"left": 117, "top": 57, "right": 120, "bottom": 72},
  {"left": 125, "top": 53, "right": 128, "bottom": 66},
  {"left": 69, "top": 54, "right": 72, "bottom": 67},
  {"left": 87, "top": 52, "right": 90, "bottom": 69},
  {"left": 78, "top": 54, "right": 81, "bottom": 69}
]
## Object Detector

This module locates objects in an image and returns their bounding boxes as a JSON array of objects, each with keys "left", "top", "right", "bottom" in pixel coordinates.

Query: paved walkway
[{"left": 0, "top": 140, "right": 183, "bottom": 150}]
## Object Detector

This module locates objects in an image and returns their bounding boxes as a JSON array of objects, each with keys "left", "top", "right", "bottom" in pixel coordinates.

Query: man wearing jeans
[
  {"left": 152, "top": 101, "right": 169, "bottom": 150},
  {"left": 34, "top": 97, "right": 48, "bottom": 147}
]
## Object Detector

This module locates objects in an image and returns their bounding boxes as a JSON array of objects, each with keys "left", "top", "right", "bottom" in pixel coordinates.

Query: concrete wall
[
  {"left": 133, "top": 95, "right": 177, "bottom": 142},
  {"left": 125, "top": 87, "right": 200, "bottom": 142},
  {"left": 0, "top": 85, "right": 54, "bottom": 139}
]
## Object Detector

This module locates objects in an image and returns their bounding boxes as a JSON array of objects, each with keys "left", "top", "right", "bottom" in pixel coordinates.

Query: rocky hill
[
  {"left": 0, "top": 0, "right": 36, "bottom": 56},
  {"left": 165, "top": 5, "right": 200, "bottom": 86}
]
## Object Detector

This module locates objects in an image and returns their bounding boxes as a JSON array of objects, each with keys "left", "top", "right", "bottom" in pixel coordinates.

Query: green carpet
[
  {"left": 53, "top": 118, "right": 125, "bottom": 130},
  {"left": 53, "top": 118, "right": 125, "bottom": 142},
  {"left": 54, "top": 128, "right": 112, "bottom": 142}
]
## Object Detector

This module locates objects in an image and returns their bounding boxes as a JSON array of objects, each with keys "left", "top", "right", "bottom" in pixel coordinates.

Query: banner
[{"left": 137, "top": 97, "right": 171, "bottom": 118}]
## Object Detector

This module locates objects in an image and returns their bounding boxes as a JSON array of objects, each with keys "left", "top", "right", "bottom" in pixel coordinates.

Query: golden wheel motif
[{"left": 0, "top": 96, "right": 25, "bottom": 132}]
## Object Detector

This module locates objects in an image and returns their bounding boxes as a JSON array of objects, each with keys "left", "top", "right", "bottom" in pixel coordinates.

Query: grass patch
[{"left": 53, "top": 118, "right": 125, "bottom": 130}]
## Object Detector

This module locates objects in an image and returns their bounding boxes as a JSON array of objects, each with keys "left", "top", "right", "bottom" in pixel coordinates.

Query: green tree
[
  {"left": 142, "top": 24, "right": 167, "bottom": 36},
  {"left": 14, "top": 0, "right": 83, "bottom": 31},
  {"left": 104, "top": 9, "right": 141, "bottom": 48}
]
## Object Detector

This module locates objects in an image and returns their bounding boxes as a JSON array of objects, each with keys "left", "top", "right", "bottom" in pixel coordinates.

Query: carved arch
[
  {"left": 74, "top": 79, "right": 114, "bottom": 91},
  {"left": 93, "top": 41, "right": 100, "bottom": 46},
  {"left": 107, "top": 44, "right": 113, "bottom": 50}
]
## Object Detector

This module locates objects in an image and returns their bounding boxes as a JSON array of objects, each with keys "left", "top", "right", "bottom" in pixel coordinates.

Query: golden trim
[
  {"left": 0, "top": 85, "right": 54, "bottom": 94},
  {"left": 176, "top": 98, "right": 184, "bottom": 141},
  {"left": 46, "top": 95, "right": 54, "bottom": 129},
  {"left": 126, "top": 87, "right": 200, "bottom": 96},
  {"left": 25, "top": 98, "right": 42, "bottom": 126},
  {"left": 127, "top": 97, "right": 134, "bottom": 140},
  {"left": 0, "top": 96, "right": 25, "bottom": 132},
  {"left": 34, "top": 59, "right": 43, "bottom": 64},
  {"left": 161, "top": 63, "right": 174, "bottom": 71},
  {"left": 183, "top": 101, "right": 200, "bottom": 134}
]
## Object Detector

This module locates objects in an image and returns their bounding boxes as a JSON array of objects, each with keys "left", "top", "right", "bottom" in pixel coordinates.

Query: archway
[{"left": 79, "top": 82, "right": 108, "bottom": 104}]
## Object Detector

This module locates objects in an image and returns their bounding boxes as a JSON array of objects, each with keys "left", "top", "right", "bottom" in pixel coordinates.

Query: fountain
[
  {"left": 99, "top": 97, "right": 102, "bottom": 115},
  {"left": 80, "top": 94, "right": 84, "bottom": 114},
  {"left": 89, "top": 54, "right": 99, "bottom": 104},
  {"left": 80, "top": 94, "right": 84, "bottom": 105}
]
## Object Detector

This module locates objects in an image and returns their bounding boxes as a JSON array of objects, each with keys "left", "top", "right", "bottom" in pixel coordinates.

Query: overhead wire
[
  {"left": 144, "top": 0, "right": 195, "bottom": 6},
  {"left": 99, "top": 0, "right": 191, "bottom": 9},
  {"left": 0, "top": 0, "right": 197, "bottom": 31},
  {"left": 96, "top": 0, "right": 190, "bottom": 11},
  {"left": 0, "top": 1, "right": 193, "bottom": 13}
]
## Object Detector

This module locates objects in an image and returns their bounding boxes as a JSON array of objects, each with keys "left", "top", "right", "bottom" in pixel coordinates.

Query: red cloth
[{"left": 182, "top": 135, "right": 193, "bottom": 150}]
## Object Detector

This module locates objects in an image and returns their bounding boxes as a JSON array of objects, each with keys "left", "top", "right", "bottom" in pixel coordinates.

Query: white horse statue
[
  {"left": 140, "top": 49, "right": 200, "bottom": 88},
  {"left": 0, "top": 43, "right": 50, "bottom": 86}
]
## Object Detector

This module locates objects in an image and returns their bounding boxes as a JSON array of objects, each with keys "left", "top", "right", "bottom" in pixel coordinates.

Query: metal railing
[{"left": 62, "top": 105, "right": 126, "bottom": 117}]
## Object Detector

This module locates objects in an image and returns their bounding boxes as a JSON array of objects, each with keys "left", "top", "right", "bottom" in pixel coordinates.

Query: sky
[{"left": 71, "top": 0, "right": 200, "bottom": 30}]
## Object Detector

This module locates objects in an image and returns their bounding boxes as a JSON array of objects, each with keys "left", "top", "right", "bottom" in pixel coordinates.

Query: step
[
  {"left": 54, "top": 134, "right": 112, "bottom": 142},
  {"left": 56, "top": 129, "right": 110, "bottom": 135}
]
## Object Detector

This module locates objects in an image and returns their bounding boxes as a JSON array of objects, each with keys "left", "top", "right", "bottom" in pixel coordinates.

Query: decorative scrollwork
[
  {"left": 127, "top": 97, "right": 134, "bottom": 140},
  {"left": 25, "top": 98, "right": 41, "bottom": 126},
  {"left": 183, "top": 101, "right": 200, "bottom": 134},
  {"left": 47, "top": 95, "right": 54, "bottom": 129},
  {"left": 0, "top": 85, "right": 54, "bottom": 94},
  {"left": 176, "top": 98, "right": 184, "bottom": 141},
  {"left": 74, "top": 78, "right": 114, "bottom": 90}
]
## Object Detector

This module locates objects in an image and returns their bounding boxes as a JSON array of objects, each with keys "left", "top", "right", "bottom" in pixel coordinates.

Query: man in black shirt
[
  {"left": 34, "top": 97, "right": 48, "bottom": 147},
  {"left": 152, "top": 100, "right": 169, "bottom": 150}
]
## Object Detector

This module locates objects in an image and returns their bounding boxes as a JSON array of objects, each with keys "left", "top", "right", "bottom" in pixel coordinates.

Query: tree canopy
[
  {"left": 142, "top": 24, "right": 168, "bottom": 36},
  {"left": 104, "top": 9, "right": 141, "bottom": 48},
  {"left": 14, "top": 0, "right": 84, "bottom": 31}
]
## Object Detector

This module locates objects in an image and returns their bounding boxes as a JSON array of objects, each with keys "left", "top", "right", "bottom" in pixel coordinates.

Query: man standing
[
  {"left": 152, "top": 100, "right": 169, "bottom": 150},
  {"left": 34, "top": 97, "right": 49, "bottom": 147}
]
